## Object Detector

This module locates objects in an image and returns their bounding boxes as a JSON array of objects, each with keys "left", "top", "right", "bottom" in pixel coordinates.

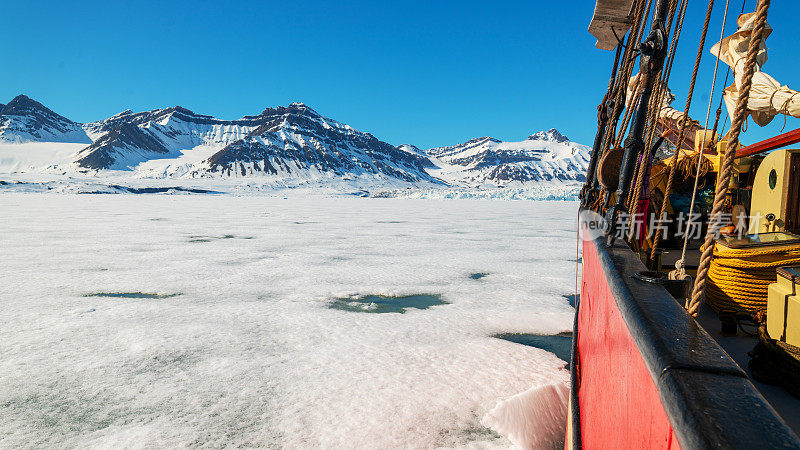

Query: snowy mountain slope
[
  {"left": 425, "top": 129, "right": 590, "bottom": 187},
  {"left": 75, "top": 106, "right": 262, "bottom": 170},
  {"left": 0, "top": 95, "right": 437, "bottom": 185},
  {"left": 0, "top": 95, "right": 91, "bottom": 144},
  {"left": 0, "top": 95, "right": 589, "bottom": 197},
  {"left": 197, "top": 103, "right": 438, "bottom": 183},
  {"left": 0, "top": 142, "right": 87, "bottom": 173},
  {"left": 397, "top": 144, "right": 437, "bottom": 168},
  {"left": 397, "top": 144, "right": 422, "bottom": 154}
]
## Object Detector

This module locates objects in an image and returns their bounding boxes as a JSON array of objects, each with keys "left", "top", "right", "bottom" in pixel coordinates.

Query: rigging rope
[
  {"left": 590, "top": 0, "right": 651, "bottom": 213},
  {"left": 714, "top": 0, "right": 749, "bottom": 139},
  {"left": 626, "top": 0, "right": 685, "bottom": 240},
  {"left": 678, "top": 0, "right": 734, "bottom": 275},
  {"left": 581, "top": 34, "right": 627, "bottom": 202},
  {"left": 687, "top": 0, "right": 772, "bottom": 316},
  {"left": 645, "top": 0, "right": 714, "bottom": 254},
  {"left": 609, "top": 0, "right": 654, "bottom": 153}
]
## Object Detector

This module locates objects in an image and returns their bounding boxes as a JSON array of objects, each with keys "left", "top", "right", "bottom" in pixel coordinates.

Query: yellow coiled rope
[{"left": 706, "top": 242, "right": 800, "bottom": 314}]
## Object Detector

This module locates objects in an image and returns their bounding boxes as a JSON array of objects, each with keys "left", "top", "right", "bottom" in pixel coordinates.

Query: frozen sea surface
[{"left": 0, "top": 194, "right": 577, "bottom": 448}]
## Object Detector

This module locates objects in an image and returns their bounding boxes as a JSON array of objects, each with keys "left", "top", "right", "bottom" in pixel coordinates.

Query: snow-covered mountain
[
  {"left": 0, "top": 95, "right": 91, "bottom": 144},
  {"left": 396, "top": 144, "right": 437, "bottom": 168},
  {"left": 75, "top": 106, "right": 259, "bottom": 170},
  {"left": 425, "top": 129, "right": 590, "bottom": 187},
  {"left": 0, "top": 96, "right": 438, "bottom": 184},
  {"left": 199, "top": 104, "right": 435, "bottom": 182},
  {"left": 0, "top": 95, "right": 589, "bottom": 197}
]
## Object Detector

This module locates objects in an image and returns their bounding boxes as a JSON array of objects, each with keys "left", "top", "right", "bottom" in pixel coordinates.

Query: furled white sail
[
  {"left": 712, "top": 13, "right": 800, "bottom": 127},
  {"left": 625, "top": 73, "right": 693, "bottom": 125}
]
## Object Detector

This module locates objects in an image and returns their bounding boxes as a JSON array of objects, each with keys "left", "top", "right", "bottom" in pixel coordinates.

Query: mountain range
[{"left": 0, "top": 94, "right": 589, "bottom": 192}]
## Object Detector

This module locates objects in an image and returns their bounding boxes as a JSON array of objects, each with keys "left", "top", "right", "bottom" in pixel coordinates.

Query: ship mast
[{"left": 605, "top": 0, "right": 671, "bottom": 245}]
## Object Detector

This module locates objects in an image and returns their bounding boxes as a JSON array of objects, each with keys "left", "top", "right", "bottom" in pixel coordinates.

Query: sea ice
[{"left": 0, "top": 194, "right": 577, "bottom": 448}]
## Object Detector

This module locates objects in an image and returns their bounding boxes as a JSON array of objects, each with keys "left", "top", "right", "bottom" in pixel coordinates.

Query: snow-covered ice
[
  {"left": 482, "top": 382, "right": 570, "bottom": 450},
  {"left": 0, "top": 194, "right": 577, "bottom": 448}
]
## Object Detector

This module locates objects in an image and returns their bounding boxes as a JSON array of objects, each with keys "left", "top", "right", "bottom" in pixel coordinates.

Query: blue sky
[{"left": 2, "top": 1, "right": 798, "bottom": 149}]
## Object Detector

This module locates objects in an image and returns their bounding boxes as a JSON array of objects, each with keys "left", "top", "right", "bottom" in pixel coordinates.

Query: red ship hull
[
  {"left": 566, "top": 223, "right": 798, "bottom": 449},
  {"left": 576, "top": 236, "right": 680, "bottom": 448}
]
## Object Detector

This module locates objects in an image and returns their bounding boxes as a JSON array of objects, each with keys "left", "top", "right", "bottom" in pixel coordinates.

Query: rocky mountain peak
[
  {"left": 167, "top": 106, "right": 196, "bottom": 116},
  {"left": 0, "top": 94, "right": 91, "bottom": 144},
  {"left": 2, "top": 94, "right": 63, "bottom": 118},
  {"left": 259, "top": 102, "right": 321, "bottom": 119},
  {"left": 526, "top": 128, "right": 570, "bottom": 143},
  {"left": 466, "top": 136, "right": 501, "bottom": 145},
  {"left": 109, "top": 109, "right": 133, "bottom": 119}
]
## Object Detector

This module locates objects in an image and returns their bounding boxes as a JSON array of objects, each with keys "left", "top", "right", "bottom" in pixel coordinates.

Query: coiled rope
[
  {"left": 706, "top": 243, "right": 800, "bottom": 313},
  {"left": 687, "top": 0, "right": 771, "bottom": 316},
  {"left": 675, "top": 152, "right": 712, "bottom": 187}
]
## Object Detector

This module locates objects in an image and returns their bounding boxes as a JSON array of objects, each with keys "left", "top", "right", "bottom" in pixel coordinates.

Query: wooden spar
[
  {"left": 589, "top": 0, "right": 637, "bottom": 50},
  {"left": 735, "top": 127, "right": 800, "bottom": 158}
]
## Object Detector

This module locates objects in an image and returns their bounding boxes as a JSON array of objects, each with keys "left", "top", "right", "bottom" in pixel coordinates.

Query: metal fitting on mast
[{"left": 604, "top": 0, "right": 670, "bottom": 245}]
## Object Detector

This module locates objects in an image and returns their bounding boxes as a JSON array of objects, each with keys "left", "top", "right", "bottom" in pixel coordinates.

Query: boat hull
[
  {"left": 577, "top": 236, "right": 679, "bottom": 448},
  {"left": 568, "top": 224, "right": 800, "bottom": 449}
]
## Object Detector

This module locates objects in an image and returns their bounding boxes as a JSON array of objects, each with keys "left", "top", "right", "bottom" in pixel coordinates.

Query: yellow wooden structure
[{"left": 768, "top": 266, "right": 800, "bottom": 347}]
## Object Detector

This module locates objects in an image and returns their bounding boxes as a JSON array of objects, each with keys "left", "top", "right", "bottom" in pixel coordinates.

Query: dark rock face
[
  {"left": 75, "top": 105, "right": 272, "bottom": 169},
  {"left": 76, "top": 123, "right": 170, "bottom": 169},
  {"left": 396, "top": 144, "right": 437, "bottom": 168},
  {"left": 0, "top": 95, "right": 90, "bottom": 143},
  {"left": 448, "top": 148, "right": 548, "bottom": 169},
  {"left": 2, "top": 95, "right": 47, "bottom": 115},
  {"left": 90, "top": 106, "right": 240, "bottom": 131}
]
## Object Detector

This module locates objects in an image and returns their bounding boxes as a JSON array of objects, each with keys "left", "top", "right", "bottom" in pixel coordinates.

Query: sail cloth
[
  {"left": 588, "top": 0, "right": 636, "bottom": 50},
  {"left": 712, "top": 13, "right": 800, "bottom": 127}
]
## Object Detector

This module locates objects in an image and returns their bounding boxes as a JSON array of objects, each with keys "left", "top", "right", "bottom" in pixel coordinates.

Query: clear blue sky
[{"left": 2, "top": 1, "right": 798, "bottom": 149}]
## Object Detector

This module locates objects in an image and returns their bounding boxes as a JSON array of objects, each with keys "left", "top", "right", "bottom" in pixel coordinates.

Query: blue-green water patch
[
  {"left": 494, "top": 332, "right": 573, "bottom": 368},
  {"left": 469, "top": 272, "right": 489, "bottom": 280},
  {"left": 329, "top": 294, "right": 448, "bottom": 314},
  {"left": 563, "top": 294, "right": 579, "bottom": 307},
  {"left": 84, "top": 292, "right": 180, "bottom": 299}
]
